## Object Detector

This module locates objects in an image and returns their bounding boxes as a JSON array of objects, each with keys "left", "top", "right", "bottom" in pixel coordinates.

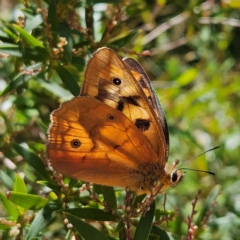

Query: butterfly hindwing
[{"left": 47, "top": 97, "right": 161, "bottom": 191}]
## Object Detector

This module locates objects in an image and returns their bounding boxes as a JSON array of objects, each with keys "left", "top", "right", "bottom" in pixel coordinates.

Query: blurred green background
[{"left": 0, "top": 0, "right": 240, "bottom": 239}]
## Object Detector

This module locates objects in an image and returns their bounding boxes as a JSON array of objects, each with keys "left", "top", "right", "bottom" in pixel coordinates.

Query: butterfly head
[
  {"left": 162, "top": 147, "right": 218, "bottom": 192},
  {"left": 169, "top": 168, "right": 185, "bottom": 187},
  {"left": 158, "top": 160, "right": 185, "bottom": 192}
]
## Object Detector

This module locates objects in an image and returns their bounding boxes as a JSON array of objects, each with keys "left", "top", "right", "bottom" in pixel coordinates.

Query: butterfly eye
[
  {"left": 170, "top": 170, "right": 184, "bottom": 187},
  {"left": 113, "top": 78, "right": 121, "bottom": 85},
  {"left": 171, "top": 171, "right": 178, "bottom": 183},
  {"left": 108, "top": 115, "right": 116, "bottom": 121},
  {"left": 71, "top": 139, "right": 81, "bottom": 148}
]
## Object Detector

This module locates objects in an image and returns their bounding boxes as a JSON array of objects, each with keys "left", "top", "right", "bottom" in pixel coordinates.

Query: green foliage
[{"left": 0, "top": 0, "right": 239, "bottom": 239}]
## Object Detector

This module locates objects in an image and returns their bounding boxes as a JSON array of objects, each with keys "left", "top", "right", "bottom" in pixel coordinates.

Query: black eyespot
[
  {"left": 135, "top": 119, "right": 150, "bottom": 132},
  {"left": 71, "top": 139, "right": 81, "bottom": 148},
  {"left": 171, "top": 171, "right": 178, "bottom": 182},
  {"left": 113, "top": 78, "right": 121, "bottom": 85},
  {"left": 108, "top": 115, "right": 115, "bottom": 121}
]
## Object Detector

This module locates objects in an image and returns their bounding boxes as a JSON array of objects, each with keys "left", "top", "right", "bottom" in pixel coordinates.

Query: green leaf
[
  {"left": 1, "top": 72, "right": 31, "bottom": 96},
  {"left": 151, "top": 226, "right": 177, "bottom": 240},
  {"left": 63, "top": 208, "right": 117, "bottom": 221},
  {"left": 0, "top": 191, "right": 19, "bottom": 221},
  {"left": 40, "top": 80, "right": 73, "bottom": 100},
  {"left": 14, "top": 174, "right": 27, "bottom": 193},
  {"left": 0, "top": 43, "right": 22, "bottom": 57},
  {"left": 64, "top": 212, "right": 109, "bottom": 240},
  {"left": 48, "top": 0, "right": 58, "bottom": 32},
  {"left": 72, "top": 56, "right": 85, "bottom": 71},
  {"left": 1, "top": 62, "right": 42, "bottom": 96},
  {"left": 0, "top": 41, "right": 49, "bottom": 61},
  {"left": 116, "top": 218, "right": 125, "bottom": 231},
  {"left": 35, "top": 119, "right": 48, "bottom": 135},
  {"left": 48, "top": 0, "right": 59, "bottom": 45},
  {"left": 55, "top": 64, "right": 80, "bottom": 96},
  {"left": 68, "top": 178, "right": 79, "bottom": 189},
  {"left": 93, "top": 184, "right": 103, "bottom": 194},
  {"left": 133, "top": 201, "right": 155, "bottom": 240},
  {"left": 12, "top": 142, "right": 50, "bottom": 181},
  {"left": 0, "top": 170, "right": 14, "bottom": 190},
  {"left": 12, "top": 24, "right": 44, "bottom": 48},
  {"left": 101, "top": 186, "right": 117, "bottom": 210},
  {"left": 25, "top": 14, "right": 43, "bottom": 32},
  {"left": 36, "top": 180, "right": 61, "bottom": 193},
  {"left": 26, "top": 202, "right": 59, "bottom": 240},
  {"left": 7, "top": 191, "right": 48, "bottom": 210},
  {"left": 21, "top": 46, "right": 49, "bottom": 61},
  {"left": 1, "top": 24, "right": 19, "bottom": 41}
]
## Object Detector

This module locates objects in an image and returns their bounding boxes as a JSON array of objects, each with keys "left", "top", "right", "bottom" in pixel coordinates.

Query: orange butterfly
[{"left": 47, "top": 48, "right": 184, "bottom": 194}]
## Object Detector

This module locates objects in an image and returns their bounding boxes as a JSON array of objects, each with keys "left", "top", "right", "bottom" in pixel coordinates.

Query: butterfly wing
[
  {"left": 47, "top": 97, "right": 161, "bottom": 191},
  {"left": 80, "top": 48, "right": 168, "bottom": 168},
  {"left": 123, "top": 57, "right": 169, "bottom": 158}
]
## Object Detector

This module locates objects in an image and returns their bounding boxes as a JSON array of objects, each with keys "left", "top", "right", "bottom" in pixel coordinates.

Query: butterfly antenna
[
  {"left": 176, "top": 146, "right": 219, "bottom": 175},
  {"left": 177, "top": 167, "right": 215, "bottom": 175}
]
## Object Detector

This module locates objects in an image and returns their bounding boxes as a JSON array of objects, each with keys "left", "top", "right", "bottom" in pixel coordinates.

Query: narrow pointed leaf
[
  {"left": 64, "top": 212, "right": 109, "bottom": 240},
  {"left": 26, "top": 202, "right": 58, "bottom": 240},
  {"left": 48, "top": 0, "right": 59, "bottom": 45},
  {"left": 0, "top": 191, "right": 19, "bottom": 221},
  {"left": 1, "top": 72, "right": 32, "bottom": 96},
  {"left": 0, "top": 170, "right": 14, "bottom": 190},
  {"left": 63, "top": 208, "right": 117, "bottom": 221},
  {"left": 151, "top": 226, "right": 177, "bottom": 240},
  {"left": 55, "top": 64, "right": 80, "bottom": 96},
  {"left": 0, "top": 43, "right": 22, "bottom": 56},
  {"left": 133, "top": 201, "right": 155, "bottom": 240},
  {"left": 12, "top": 143, "right": 50, "bottom": 181},
  {"left": 93, "top": 184, "right": 103, "bottom": 194},
  {"left": 1, "top": 25, "right": 19, "bottom": 41},
  {"left": 102, "top": 186, "right": 117, "bottom": 210},
  {"left": 7, "top": 191, "right": 48, "bottom": 210},
  {"left": 21, "top": 47, "right": 49, "bottom": 61},
  {"left": 25, "top": 14, "right": 43, "bottom": 32},
  {"left": 1, "top": 63, "right": 42, "bottom": 96},
  {"left": 13, "top": 24, "right": 44, "bottom": 48},
  {"left": 115, "top": 219, "right": 125, "bottom": 232},
  {"left": 14, "top": 174, "right": 27, "bottom": 193},
  {"left": 48, "top": 0, "right": 58, "bottom": 31}
]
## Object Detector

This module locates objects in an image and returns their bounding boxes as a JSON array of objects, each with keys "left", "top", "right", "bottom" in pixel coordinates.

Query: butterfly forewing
[
  {"left": 81, "top": 48, "right": 168, "bottom": 167},
  {"left": 123, "top": 57, "right": 169, "bottom": 157}
]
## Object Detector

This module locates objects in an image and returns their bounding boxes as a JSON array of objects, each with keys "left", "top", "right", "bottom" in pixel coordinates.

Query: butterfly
[{"left": 47, "top": 47, "right": 184, "bottom": 195}]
